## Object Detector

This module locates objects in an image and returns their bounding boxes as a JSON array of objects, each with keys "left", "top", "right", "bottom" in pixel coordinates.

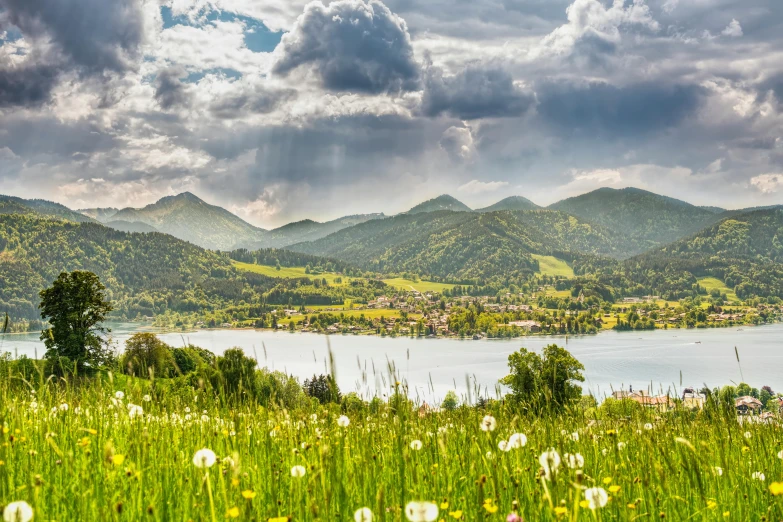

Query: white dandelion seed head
[
  {"left": 192, "top": 448, "right": 217, "bottom": 468},
  {"left": 480, "top": 415, "right": 497, "bottom": 432},
  {"left": 291, "top": 465, "right": 306, "bottom": 478},
  {"left": 570, "top": 432, "right": 579, "bottom": 441},
  {"left": 507, "top": 433, "right": 527, "bottom": 450},
  {"left": 778, "top": 450, "right": 783, "bottom": 460},
  {"left": 410, "top": 440, "right": 423, "bottom": 451},
  {"left": 58, "top": 403, "right": 69, "bottom": 412},
  {"left": 601, "top": 448, "right": 608, "bottom": 456},
  {"left": 201, "top": 415, "right": 209, "bottom": 422},
  {"left": 584, "top": 487, "right": 609, "bottom": 509},
  {"left": 142, "top": 395, "right": 151, "bottom": 403},
  {"left": 3, "top": 501, "right": 33, "bottom": 522},
  {"left": 114, "top": 391, "right": 124, "bottom": 400},
  {"left": 29, "top": 402, "right": 37, "bottom": 411},
  {"left": 184, "top": 407, "right": 191, "bottom": 413},
  {"left": 713, "top": 466, "right": 723, "bottom": 476},
  {"left": 185, "top": 414, "right": 192, "bottom": 421},
  {"left": 752, "top": 471, "right": 765, "bottom": 481},
  {"left": 539, "top": 448, "right": 561, "bottom": 480},
  {"left": 354, "top": 507, "right": 373, "bottom": 522},
  {"left": 565, "top": 453, "right": 584, "bottom": 469},
  {"left": 644, "top": 423, "right": 653, "bottom": 430},
  {"left": 744, "top": 431, "right": 752, "bottom": 440},
  {"left": 617, "top": 442, "right": 626, "bottom": 451},
  {"left": 127, "top": 404, "right": 144, "bottom": 419},
  {"left": 337, "top": 415, "right": 351, "bottom": 427},
  {"left": 498, "top": 440, "right": 508, "bottom": 451},
  {"left": 404, "top": 501, "right": 439, "bottom": 522}
]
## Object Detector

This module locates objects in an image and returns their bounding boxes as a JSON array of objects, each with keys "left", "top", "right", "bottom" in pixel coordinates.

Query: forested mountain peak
[
  {"left": 405, "top": 195, "right": 473, "bottom": 214},
  {"left": 478, "top": 196, "right": 540, "bottom": 212},
  {"left": 548, "top": 186, "right": 720, "bottom": 254},
  {"left": 0, "top": 194, "right": 96, "bottom": 223}
]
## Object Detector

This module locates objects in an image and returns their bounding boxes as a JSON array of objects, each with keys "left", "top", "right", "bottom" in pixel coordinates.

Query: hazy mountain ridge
[
  {"left": 237, "top": 213, "right": 386, "bottom": 250},
  {"left": 405, "top": 195, "right": 473, "bottom": 214},
  {"left": 1, "top": 195, "right": 97, "bottom": 223},
  {"left": 477, "top": 196, "right": 540, "bottom": 212}
]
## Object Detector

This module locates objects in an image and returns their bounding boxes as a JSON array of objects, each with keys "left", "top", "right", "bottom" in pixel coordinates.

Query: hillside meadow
[{"left": 2, "top": 371, "right": 783, "bottom": 521}]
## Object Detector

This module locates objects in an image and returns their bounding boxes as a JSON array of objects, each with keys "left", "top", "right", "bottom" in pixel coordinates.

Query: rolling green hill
[
  {"left": 237, "top": 214, "right": 385, "bottom": 250},
  {"left": 1, "top": 195, "right": 97, "bottom": 223},
  {"left": 290, "top": 210, "right": 637, "bottom": 281},
  {"left": 548, "top": 187, "right": 719, "bottom": 254},
  {"left": 477, "top": 196, "right": 540, "bottom": 212},
  {"left": 106, "top": 192, "right": 267, "bottom": 251},
  {"left": 405, "top": 195, "right": 473, "bottom": 214}
]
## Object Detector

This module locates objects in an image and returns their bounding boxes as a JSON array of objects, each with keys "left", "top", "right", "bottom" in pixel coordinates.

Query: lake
[{"left": 3, "top": 324, "right": 782, "bottom": 403}]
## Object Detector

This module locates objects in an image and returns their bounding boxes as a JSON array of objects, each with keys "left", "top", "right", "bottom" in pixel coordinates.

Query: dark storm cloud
[
  {"left": 0, "top": 64, "right": 59, "bottom": 107},
  {"left": 421, "top": 63, "right": 535, "bottom": 120},
  {"left": 154, "top": 67, "right": 191, "bottom": 111},
  {"left": 536, "top": 80, "right": 706, "bottom": 137},
  {"left": 2, "top": 0, "right": 146, "bottom": 73},
  {"left": 273, "top": 0, "right": 420, "bottom": 94},
  {"left": 208, "top": 85, "right": 298, "bottom": 119}
]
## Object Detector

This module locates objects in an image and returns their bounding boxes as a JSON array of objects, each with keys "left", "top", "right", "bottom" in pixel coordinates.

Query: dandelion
[
  {"left": 111, "top": 454, "right": 125, "bottom": 466},
  {"left": 291, "top": 465, "right": 306, "bottom": 478},
  {"left": 778, "top": 450, "right": 783, "bottom": 460},
  {"left": 59, "top": 403, "right": 69, "bottom": 412},
  {"left": 226, "top": 506, "right": 240, "bottom": 518},
  {"left": 752, "top": 471, "right": 765, "bottom": 481},
  {"left": 142, "top": 395, "right": 151, "bottom": 403},
  {"left": 29, "top": 402, "right": 37, "bottom": 411},
  {"left": 617, "top": 442, "right": 626, "bottom": 451},
  {"left": 769, "top": 482, "right": 783, "bottom": 496},
  {"left": 539, "top": 448, "right": 561, "bottom": 480},
  {"left": 565, "top": 453, "right": 584, "bottom": 469},
  {"left": 713, "top": 467, "right": 723, "bottom": 476},
  {"left": 201, "top": 415, "right": 209, "bottom": 422},
  {"left": 570, "top": 432, "right": 579, "bottom": 441},
  {"left": 498, "top": 440, "right": 508, "bottom": 451},
  {"left": 114, "top": 391, "right": 125, "bottom": 400},
  {"left": 609, "top": 485, "right": 621, "bottom": 494},
  {"left": 584, "top": 487, "right": 609, "bottom": 509},
  {"left": 337, "top": 415, "right": 351, "bottom": 427},
  {"left": 410, "top": 440, "right": 423, "bottom": 451},
  {"left": 404, "top": 501, "right": 439, "bottom": 522},
  {"left": 601, "top": 448, "right": 608, "bottom": 456},
  {"left": 507, "top": 433, "right": 527, "bottom": 449},
  {"left": 128, "top": 404, "right": 143, "bottom": 419},
  {"left": 554, "top": 506, "right": 568, "bottom": 515},
  {"left": 184, "top": 407, "right": 191, "bottom": 413},
  {"left": 354, "top": 507, "right": 373, "bottom": 522},
  {"left": 3, "top": 501, "right": 33, "bottom": 522},
  {"left": 744, "top": 431, "right": 752, "bottom": 440},
  {"left": 644, "top": 423, "right": 653, "bottom": 430},
  {"left": 192, "top": 448, "right": 217, "bottom": 468},
  {"left": 480, "top": 415, "right": 497, "bottom": 432},
  {"left": 241, "top": 490, "right": 256, "bottom": 500},
  {"left": 449, "top": 511, "right": 464, "bottom": 519}
]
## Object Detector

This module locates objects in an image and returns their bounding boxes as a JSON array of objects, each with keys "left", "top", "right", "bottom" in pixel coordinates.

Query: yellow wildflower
[
  {"left": 448, "top": 510, "right": 463, "bottom": 519},
  {"left": 268, "top": 517, "right": 289, "bottom": 522},
  {"left": 231, "top": 478, "right": 240, "bottom": 487},
  {"left": 609, "top": 485, "right": 621, "bottom": 494},
  {"left": 77, "top": 437, "right": 91, "bottom": 447},
  {"left": 227, "top": 507, "right": 240, "bottom": 518},
  {"left": 603, "top": 477, "right": 613, "bottom": 485},
  {"left": 579, "top": 500, "right": 591, "bottom": 509},
  {"left": 554, "top": 506, "right": 568, "bottom": 516},
  {"left": 770, "top": 482, "right": 783, "bottom": 496},
  {"left": 440, "top": 502, "right": 449, "bottom": 509},
  {"left": 241, "top": 490, "right": 256, "bottom": 500},
  {"left": 626, "top": 504, "right": 636, "bottom": 509},
  {"left": 85, "top": 428, "right": 97, "bottom": 435},
  {"left": 112, "top": 454, "right": 125, "bottom": 466}
]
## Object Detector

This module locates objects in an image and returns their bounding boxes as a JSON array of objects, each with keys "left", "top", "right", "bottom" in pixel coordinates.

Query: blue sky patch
[{"left": 161, "top": 6, "right": 283, "bottom": 53}]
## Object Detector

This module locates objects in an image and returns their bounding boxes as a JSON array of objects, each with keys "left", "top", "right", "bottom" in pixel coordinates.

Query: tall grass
[{"left": 1, "top": 365, "right": 782, "bottom": 520}]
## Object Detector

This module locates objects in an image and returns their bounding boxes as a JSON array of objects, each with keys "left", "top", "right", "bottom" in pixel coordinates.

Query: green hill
[
  {"left": 0, "top": 195, "right": 97, "bottom": 223},
  {"left": 237, "top": 214, "right": 385, "bottom": 250},
  {"left": 104, "top": 220, "right": 159, "bottom": 234},
  {"left": 477, "top": 196, "right": 540, "bottom": 212},
  {"left": 290, "top": 210, "right": 636, "bottom": 281},
  {"left": 405, "top": 195, "right": 473, "bottom": 214},
  {"left": 548, "top": 187, "right": 719, "bottom": 254},
  {"left": 108, "top": 192, "right": 267, "bottom": 251}
]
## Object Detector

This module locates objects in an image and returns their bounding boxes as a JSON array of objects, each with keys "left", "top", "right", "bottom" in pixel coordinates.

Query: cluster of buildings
[{"left": 611, "top": 387, "right": 778, "bottom": 418}]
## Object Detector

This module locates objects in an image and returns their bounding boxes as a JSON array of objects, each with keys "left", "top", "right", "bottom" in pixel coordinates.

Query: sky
[{"left": 0, "top": 0, "right": 781, "bottom": 227}]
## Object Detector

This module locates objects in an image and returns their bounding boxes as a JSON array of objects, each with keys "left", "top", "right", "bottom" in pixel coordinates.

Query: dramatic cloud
[
  {"left": 154, "top": 66, "right": 192, "bottom": 110},
  {"left": 439, "top": 126, "right": 475, "bottom": 163},
  {"left": 273, "top": 0, "right": 420, "bottom": 94},
  {"left": 0, "top": 64, "right": 59, "bottom": 107},
  {"left": 422, "top": 63, "right": 535, "bottom": 120},
  {"left": 207, "top": 80, "right": 297, "bottom": 119}
]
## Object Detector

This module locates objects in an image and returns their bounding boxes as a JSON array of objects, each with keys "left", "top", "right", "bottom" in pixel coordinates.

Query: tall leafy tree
[
  {"left": 39, "top": 271, "right": 114, "bottom": 372},
  {"left": 501, "top": 344, "right": 585, "bottom": 411}
]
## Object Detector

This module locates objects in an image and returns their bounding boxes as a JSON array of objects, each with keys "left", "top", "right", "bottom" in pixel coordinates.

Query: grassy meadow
[
  {"left": 232, "top": 262, "right": 350, "bottom": 286},
  {"left": 532, "top": 255, "right": 575, "bottom": 278},
  {"left": 2, "top": 372, "right": 783, "bottom": 521},
  {"left": 698, "top": 277, "right": 739, "bottom": 303}
]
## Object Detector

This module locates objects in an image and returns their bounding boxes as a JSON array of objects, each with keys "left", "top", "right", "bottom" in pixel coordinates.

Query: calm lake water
[{"left": 3, "top": 324, "right": 782, "bottom": 403}]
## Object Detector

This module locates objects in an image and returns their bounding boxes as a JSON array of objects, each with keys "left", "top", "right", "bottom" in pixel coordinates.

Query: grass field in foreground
[
  {"left": 1, "top": 374, "right": 782, "bottom": 521},
  {"left": 698, "top": 276, "right": 739, "bottom": 302},
  {"left": 232, "top": 261, "right": 349, "bottom": 286},
  {"left": 381, "top": 278, "right": 457, "bottom": 293},
  {"left": 532, "top": 255, "right": 575, "bottom": 278}
]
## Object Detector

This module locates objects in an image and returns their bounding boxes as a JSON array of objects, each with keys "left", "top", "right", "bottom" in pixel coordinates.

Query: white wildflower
[
  {"left": 752, "top": 471, "right": 765, "bottom": 481},
  {"left": 114, "top": 391, "right": 124, "bottom": 400},
  {"left": 192, "top": 448, "right": 216, "bottom": 468},
  {"left": 744, "top": 431, "right": 752, "bottom": 440},
  {"left": 570, "top": 432, "right": 579, "bottom": 441},
  {"left": 644, "top": 423, "right": 653, "bottom": 430},
  {"left": 539, "top": 448, "right": 561, "bottom": 480},
  {"left": 127, "top": 404, "right": 144, "bottom": 419},
  {"left": 291, "top": 465, "right": 306, "bottom": 478},
  {"left": 584, "top": 487, "right": 609, "bottom": 509},
  {"left": 404, "top": 501, "right": 439, "bottom": 522},
  {"left": 498, "top": 440, "right": 508, "bottom": 451},
  {"left": 58, "top": 403, "right": 69, "bottom": 412},
  {"left": 410, "top": 440, "right": 423, "bottom": 451},
  {"left": 337, "top": 415, "right": 351, "bottom": 427},
  {"left": 507, "top": 433, "right": 527, "bottom": 450},
  {"left": 480, "top": 415, "right": 497, "bottom": 432},
  {"left": 354, "top": 507, "right": 373, "bottom": 522},
  {"left": 565, "top": 453, "right": 584, "bottom": 469},
  {"left": 3, "top": 501, "right": 33, "bottom": 522},
  {"left": 142, "top": 395, "right": 151, "bottom": 403},
  {"left": 617, "top": 442, "right": 626, "bottom": 451},
  {"left": 713, "top": 466, "right": 723, "bottom": 476}
]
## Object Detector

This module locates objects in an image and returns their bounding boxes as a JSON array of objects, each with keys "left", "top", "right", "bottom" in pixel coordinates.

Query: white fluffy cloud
[
  {"left": 458, "top": 179, "right": 509, "bottom": 194},
  {"left": 751, "top": 174, "right": 783, "bottom": 194}
]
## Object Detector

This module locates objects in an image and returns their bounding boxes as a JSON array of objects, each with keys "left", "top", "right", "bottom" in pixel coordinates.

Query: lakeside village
[{"left": 150, "top": 285, "right": 783, "bottom": 338}]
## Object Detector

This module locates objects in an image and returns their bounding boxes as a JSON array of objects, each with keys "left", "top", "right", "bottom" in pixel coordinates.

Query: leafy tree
[
  {"left": 216, "top": 348, "right": 258, "bottom": 398},
  {"left": 303, "top": 374, "right": 341, "bottom": 404},
  {"left": 441, "top": 390, "right": 459, "bottom": 411},
  {"left": 121, "top": 333, "right": 174, "bottom": 377},
  {"left": 39, "top": 271, "right": 114, "bottom": 372},
  {"left": 170, "top": 345, "right": 215, "bottom": 375},
  {"left": 501, "top": 344, "right": 585, "bottom": 411}
]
